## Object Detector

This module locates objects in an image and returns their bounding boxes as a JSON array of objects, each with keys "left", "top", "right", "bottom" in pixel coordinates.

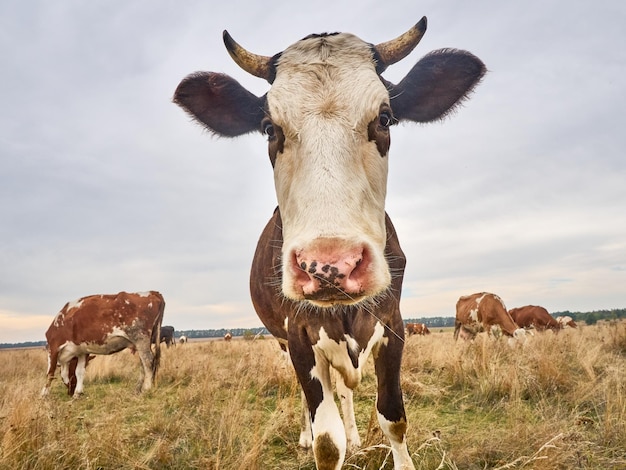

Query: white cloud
[{"left": 1, "top": 0, "right": 625, "bottom": 343}]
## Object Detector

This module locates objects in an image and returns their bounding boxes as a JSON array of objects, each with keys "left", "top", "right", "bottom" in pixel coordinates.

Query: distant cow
[
  {"left": 224, "top": 332, "right": 232, "bottom": 342},
  {"left": 454, "top": 292, "right": 525, "bottom": 344},
  {"left": 556, "top": 316, "right": 578, "bottom": 328},
  {"left": 406, "top": 322, "right": 430, "bottom": 335},
  {"left": 178, "top": 335, "right": 188, "bottom": 344},
  {"left": 42, "top": 291, "right": 165, "bottom": 397},
  {"left": 160, "top": 325, "right": 176, "bottom": 347},
  {"left": 509, "top": 305, "right": 561, "bottom": 332}
]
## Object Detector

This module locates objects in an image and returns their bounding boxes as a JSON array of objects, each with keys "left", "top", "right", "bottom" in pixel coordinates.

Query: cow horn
[
  {"left": 374, "top": 17, "right": 428, "bottom": 73},
  {"left": 223, "top": 30, "right": 273, "bottom": 82}
]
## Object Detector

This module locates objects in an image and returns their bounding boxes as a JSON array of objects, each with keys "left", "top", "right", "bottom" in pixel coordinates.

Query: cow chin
[
  {"left": 303, "top": 288, "right": 367, "bottom": 307},
  {"left": 297, "top": 288, "right": 389, "bottom": 312}
]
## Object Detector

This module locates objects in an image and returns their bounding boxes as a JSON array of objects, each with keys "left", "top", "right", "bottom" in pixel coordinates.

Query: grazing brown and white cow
[
  {"left": 509, "top": 305, "right": 561, "bottom": 332},
  {"left": 178, "top": 335, "right": 188, "bottom": 344},
  {"left": 556, "top": 316, "right": 578, "bottom": 328},
  {"left": 42, "top": 291, "right": 165, "bottom": 397},
  {"left": 406, "top": 322, "right": 430, "bottom": 335},
  {"left": 174, "top": 17, "right": 485, "bottom": 470},
  {"left": 454, "top": 292, "right": 526, "bottom": 345},
  {"left": 224, "top": 332, "right": 233, "bottom": 341}
]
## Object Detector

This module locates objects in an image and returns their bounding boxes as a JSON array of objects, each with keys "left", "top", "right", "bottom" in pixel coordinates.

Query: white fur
[
  {"left": 301, "top": 322, "right": 389, "bottom": 466},
  {"left": 268, "top": 34, "right": 391, "bottom": 301}
]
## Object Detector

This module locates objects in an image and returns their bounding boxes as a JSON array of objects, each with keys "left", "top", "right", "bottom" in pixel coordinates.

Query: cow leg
[
  {"left": 374, "top": 333, "right": 415, "bottom": 470},
  {"left": 41, "top": 347, "right": 58, "bottom": 397},
  {"left": 333, "top": 369, "right": 361, "bottom": 452},
  {"left": 72, "top": 355, "right": 88, "bottom": 397},
  {"left": 289, "top": 336, "right": 346, "bottom": 470},
  {"left": 453, "top": 320, "right": 461, "bottom": 340},
  {"left": 135, "top": 340, "right": 155, "bottom": 392},
  {"left": 299, "top": 389, "right": 313, "bottom": 449}
]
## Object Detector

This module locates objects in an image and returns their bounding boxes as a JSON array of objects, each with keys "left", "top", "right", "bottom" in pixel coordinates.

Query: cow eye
[
  {"left": 378, "top": 111, "right": 395, "bottom": 129},
  {"left": 262, "top": 119, "right": 275, "bottom": 138}
]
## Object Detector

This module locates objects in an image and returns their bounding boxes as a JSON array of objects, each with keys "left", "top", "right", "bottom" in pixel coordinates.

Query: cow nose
[{"left": 291, "top": 242, "right": 370, "bottom": 301}]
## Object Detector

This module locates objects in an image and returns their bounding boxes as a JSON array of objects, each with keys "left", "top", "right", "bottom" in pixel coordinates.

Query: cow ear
[
  {"left": 173, "top": 72, "right": 266, "bottom": 137},
  {"left": 388, "top": 49, "right": 486, "bottom": 123}
]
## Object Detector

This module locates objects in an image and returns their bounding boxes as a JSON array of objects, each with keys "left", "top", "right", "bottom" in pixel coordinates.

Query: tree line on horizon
[{"left": 2, "top": 308, "right": 624, "bottom": 349}]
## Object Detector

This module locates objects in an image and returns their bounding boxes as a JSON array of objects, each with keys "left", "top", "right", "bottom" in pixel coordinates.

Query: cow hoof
[
  {"left": 346, "top": 438, "right": 361, "bottom": 455},
  {"left": 299, "top": 432, "right": 312, "bottom": 449}
]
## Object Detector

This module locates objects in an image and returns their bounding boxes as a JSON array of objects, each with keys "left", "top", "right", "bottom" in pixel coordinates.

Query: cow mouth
[{"left": 302, "top": 285, "right": 366, "bottom": 306}]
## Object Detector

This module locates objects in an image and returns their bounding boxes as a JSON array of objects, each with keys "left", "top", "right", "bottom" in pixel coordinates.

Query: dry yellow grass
[{"left": 0, "top": 322, "right": 624, "bottom": 469}]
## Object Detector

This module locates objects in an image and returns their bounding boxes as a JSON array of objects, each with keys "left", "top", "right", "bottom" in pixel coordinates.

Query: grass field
[{"left": 1, "top": 321, "right": 624, "bottom": 469}]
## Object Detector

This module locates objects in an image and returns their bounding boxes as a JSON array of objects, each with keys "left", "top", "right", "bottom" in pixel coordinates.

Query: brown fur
[{"left": 509, "top": 305, "right": 561, "bottom": 332}]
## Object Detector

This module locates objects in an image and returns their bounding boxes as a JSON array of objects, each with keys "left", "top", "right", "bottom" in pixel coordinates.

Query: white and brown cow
[
  {"left": 174, "top": 17, "right": 485, "bottom": 470},
  {"left": 42, "top": 291, "right": 165, "bottom": 397},
  {"left": 556, "top": 315, "right": 578, "bottom": 328},
  {"left": 406, "top": 322, "right": 431, "bottom": 335},
  {"left": 454, "top": 292, "right": 526, "bottom": 344},
  {"left": 509, "top": 305, "right": 561, "bottom": 332}
]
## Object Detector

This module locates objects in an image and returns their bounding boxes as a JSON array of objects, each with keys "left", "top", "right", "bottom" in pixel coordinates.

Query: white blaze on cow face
[{"left": 268, "top": 34, "right": 391, "bottom": 305}]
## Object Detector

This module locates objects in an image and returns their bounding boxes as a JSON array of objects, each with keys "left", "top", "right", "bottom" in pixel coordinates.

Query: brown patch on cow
[
  {"left": 367, "top": 104, "right": 394, "bottom": 157},
  {"left": 387, "top": 418, "right": 408, "bottom": 443},
  {"left": 313, "top": 433, "right": 341, "bottom": 470}
]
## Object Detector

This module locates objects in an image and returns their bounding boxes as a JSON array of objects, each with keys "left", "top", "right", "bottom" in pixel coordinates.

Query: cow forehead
[{"left": 269, "top": 33, "right": 387, "bottom": 130}]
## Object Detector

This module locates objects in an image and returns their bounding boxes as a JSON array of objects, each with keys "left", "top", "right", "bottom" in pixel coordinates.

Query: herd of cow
[
  {"left": 40, "top": 290, "right": 575, "bottom": 398},
  {"left": 453, "top": 292, "right": 576, "bottom": 345},
  {"left": 406, "top": 292, "right": 577, "bottom": 342},
  {"left": 37, "top": 15, "right": 571, "bottom": 470}
]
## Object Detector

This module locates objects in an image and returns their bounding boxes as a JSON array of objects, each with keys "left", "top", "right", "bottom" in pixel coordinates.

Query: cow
[
  {"left": 509, "top": 305, "right": 561, "bottom": 332},
  {"left": 556, "top": 316, "right": 578, "bottom": 328},
  {"left": 406, "top": 322, "right": 430, "bottom": 335},
  {"left": 42, "top": 291, "right": 165, "bottom": 397},
  {"left": 179, "top": 335, "right": 188, "bottom": 344},
  {"left": 160, "top": 325, "right": 176, "bottom": 347},
  {"left": 173, "top": 17, "right": 485, "bottom": 470},
  {"left": 224, "top": 332, "right": 233, "bottom": 341},
  {"left": 454, "top": 292, "right": 526, "bottom": 345}
]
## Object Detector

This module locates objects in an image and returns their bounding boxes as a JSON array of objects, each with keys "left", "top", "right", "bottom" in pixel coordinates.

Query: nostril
[
  {"left": 292, "top": 252, "right": 312, "bottom": 286},
  {"left": 347, "top": 249, "right": 368, "bottom": 282}
]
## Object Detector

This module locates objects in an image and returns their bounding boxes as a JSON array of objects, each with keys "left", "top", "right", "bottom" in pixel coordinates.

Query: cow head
[{"left": 174, "top": 18, "right": 485, "bottom": 307}]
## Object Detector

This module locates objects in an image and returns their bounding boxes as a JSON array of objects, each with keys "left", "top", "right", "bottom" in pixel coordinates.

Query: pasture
[{"left": 1, "top": 322, "right": 624, "bottom": 469}]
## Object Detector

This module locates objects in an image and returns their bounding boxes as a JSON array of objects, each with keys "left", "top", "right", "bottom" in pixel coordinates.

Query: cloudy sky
[{"left": 2, "top": 1, "right": 625, "bottom": 343}]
